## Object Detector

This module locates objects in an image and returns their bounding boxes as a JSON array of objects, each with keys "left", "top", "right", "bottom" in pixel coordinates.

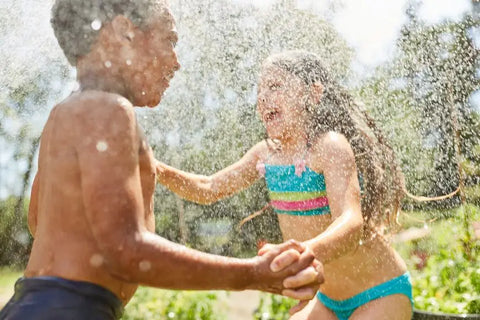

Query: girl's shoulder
[
  {"left": 310, "top": 132, "right": 355, "bottom": 168},
  {"left": 312, "top": 131, "right": 351, "bottom": 152}
]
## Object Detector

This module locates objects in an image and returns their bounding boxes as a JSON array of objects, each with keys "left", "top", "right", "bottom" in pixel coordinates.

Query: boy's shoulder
[
  {"left": 63, "top": 90, "right": 132, "bottom": 110},
  {"left": 51, "top": 90, "right": 137, "bottom": 141},
  {"left": 57, "top": 90, "right": 135, "bottom": 121}
]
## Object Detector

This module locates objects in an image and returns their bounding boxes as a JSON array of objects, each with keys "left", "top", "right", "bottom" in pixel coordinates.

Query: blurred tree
[
  {"left": 0, "top": 196, "right": 31, "bottom": 267},
  {"left": 359, "top": 4, "right": 480, "bottom": 211},
  {"left": 0, "top": 0, "right": 71, "bottom": 266}
]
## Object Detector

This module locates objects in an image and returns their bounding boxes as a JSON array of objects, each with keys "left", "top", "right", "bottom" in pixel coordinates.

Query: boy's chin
[{"left": 132, "top": 92, "right": 162, "bottom": 108}]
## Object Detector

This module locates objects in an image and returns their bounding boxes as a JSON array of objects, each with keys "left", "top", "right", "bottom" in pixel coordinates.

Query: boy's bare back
[{"left": 26, "top": 91, "right": 154, "bottom": 303}]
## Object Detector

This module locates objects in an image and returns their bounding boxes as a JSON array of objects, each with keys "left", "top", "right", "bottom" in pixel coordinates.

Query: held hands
[{"left": 252, "top": 240, "right": 324, "bottom": 315}]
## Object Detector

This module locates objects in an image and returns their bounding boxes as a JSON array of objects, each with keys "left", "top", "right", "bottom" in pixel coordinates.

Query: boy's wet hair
[
  {"left": 51, "top": 0, "right": 168, "bottom": 66},
  {"left": 264, "top": 50, "right": 406, "bottom": 241}
]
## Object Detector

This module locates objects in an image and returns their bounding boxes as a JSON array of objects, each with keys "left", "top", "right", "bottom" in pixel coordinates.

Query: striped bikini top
[{"left": 257, "top": 160, "right": 331, "bottom": 216}]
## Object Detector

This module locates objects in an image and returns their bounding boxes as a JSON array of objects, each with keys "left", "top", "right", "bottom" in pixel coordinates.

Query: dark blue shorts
[{"left": 0, "top": 276, "right": 123, "bottom": 320}]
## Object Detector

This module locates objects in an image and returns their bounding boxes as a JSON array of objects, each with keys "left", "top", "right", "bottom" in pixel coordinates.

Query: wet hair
[
  {"left": 51, "top": 0, "right": 168, "bottom": 65},
  {"left": 264, "top": 50, "right": 406, "bottom": 241}
]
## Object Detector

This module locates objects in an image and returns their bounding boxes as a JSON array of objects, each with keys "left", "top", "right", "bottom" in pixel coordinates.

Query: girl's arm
[
  {"left": 304, "top": 132, "right": 363, "bottom": 263},
  {"left": 156, "top": 141, "right": 268, "bottom": 204}
]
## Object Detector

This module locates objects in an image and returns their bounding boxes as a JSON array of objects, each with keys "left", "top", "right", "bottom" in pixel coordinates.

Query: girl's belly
[
  {"left": 320, "top": 240, "right": 407, "bottom": 299},
  {"left": 277, "top": 214, "right": 407, "bottom": 300},
  {"left": 278, "top": 214, "right": 332, "bottom": 241}
]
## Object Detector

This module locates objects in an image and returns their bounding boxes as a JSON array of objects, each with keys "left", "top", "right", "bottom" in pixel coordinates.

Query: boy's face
[{"left": 126, "top": 9, "right": 180, "bottom": 107}]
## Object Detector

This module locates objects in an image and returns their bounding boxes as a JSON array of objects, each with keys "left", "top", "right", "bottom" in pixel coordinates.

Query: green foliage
[
  {"left": 253, "top": 294, "right": 296, "bottom": 320},
  {"left": 0, "top": 197, "right": 32, "bottom": 268},
  {"left": 0, "top": 268, "right": 22, "bottom": 308},
  {"left": 359, "top": 12, "right": 480, "bottom": 210},
  {"left": 412, "top": 249, "right": 480, "bottom": 314},
  {"left": 394, "top": 206, "right": 480, "bottom": 315},
  {"left": 122, "top": 288, "right": 222, "bottom": 320}
]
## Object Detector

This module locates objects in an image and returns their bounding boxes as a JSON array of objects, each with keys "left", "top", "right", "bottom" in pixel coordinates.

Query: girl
[{"left": 156, "top": 51, "right": 413, "bottom": 319}]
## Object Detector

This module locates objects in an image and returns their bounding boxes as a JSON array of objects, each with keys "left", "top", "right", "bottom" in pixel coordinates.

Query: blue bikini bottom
[{"left": 317, "top": 272, "right": 413, "bottom": 320}]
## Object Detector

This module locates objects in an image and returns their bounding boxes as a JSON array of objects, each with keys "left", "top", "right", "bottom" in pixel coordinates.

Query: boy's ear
[
  {"left": 110, "top": 15, "right": 135, "bottom": 44},
  {"left": 310, "top": 82, "right": 324, "bottom": 104}
]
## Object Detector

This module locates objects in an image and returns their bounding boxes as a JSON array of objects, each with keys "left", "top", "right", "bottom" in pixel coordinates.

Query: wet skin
[{"left": 25, "top": 92, "right": 155, "bottom": 303}]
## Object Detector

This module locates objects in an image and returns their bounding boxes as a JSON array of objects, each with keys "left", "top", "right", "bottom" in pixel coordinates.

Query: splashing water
[
  {"left": 96, "top": 140, "right": 108, "bottom": 152},
  {"left": 0, "top": 0, "right": 479, "bottom": 315},
  {"left": 91, "top": 19, "right": 102, "bottom": 31}
]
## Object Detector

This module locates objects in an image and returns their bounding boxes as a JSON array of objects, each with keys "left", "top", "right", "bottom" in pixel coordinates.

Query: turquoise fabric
[
  {"left": 264, "top": 165, "right": 330, "bottom": 216},
  {"left": 264, "top": 165, "right": 327, "bottom": 192},
  {"left": 273, "top": 207, "right": 331, "bottom": 216},
  {"left": 316, "top": 273, "right": 413, "bottom": 320}
]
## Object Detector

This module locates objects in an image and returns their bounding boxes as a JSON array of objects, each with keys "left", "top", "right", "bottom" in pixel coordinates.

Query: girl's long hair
[{"left": 265, "top": 50, "right": 406, "bottom": 240}]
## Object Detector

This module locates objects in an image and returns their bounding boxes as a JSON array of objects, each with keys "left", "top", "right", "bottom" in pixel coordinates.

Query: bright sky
[
  {"left": 235, "top": 0, "right": 473, "bottom": 68},
  {"left": 2, "top": 0, "right": 474, "bottom": 78}
]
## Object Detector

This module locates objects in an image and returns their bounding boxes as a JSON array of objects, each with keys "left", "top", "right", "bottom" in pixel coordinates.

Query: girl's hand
[{"left": 257, "top": 241, "right": 324, "bottom": 315}]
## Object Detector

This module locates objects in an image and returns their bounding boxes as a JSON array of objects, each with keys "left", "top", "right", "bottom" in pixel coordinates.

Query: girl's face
[{"left": 257, "top": 65, "right": 309, "bottom": 141}]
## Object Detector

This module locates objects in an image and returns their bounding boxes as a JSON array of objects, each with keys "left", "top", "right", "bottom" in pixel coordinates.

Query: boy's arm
[{"left": 77, "top": 100, "right": 320, "bottom": 295}]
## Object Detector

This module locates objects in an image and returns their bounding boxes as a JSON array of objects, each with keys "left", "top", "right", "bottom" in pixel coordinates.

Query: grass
[
  {"left": 122, "top": 287, "right": 225, "bottom": 320},
  {"left": 393, "top": 205, "right": 480, "bottom": 314},
  {"left": 0, "top": 268, "right": 22, "bottom": 308}
]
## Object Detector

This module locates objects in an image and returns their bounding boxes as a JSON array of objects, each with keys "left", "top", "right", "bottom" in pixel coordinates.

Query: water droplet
[
  {"left": 117, "top": 97, "right": 131, "bottom": 108},
  {"left": 141, "top": 91, "right": 146, "bottom": 96},
  {"left": 90, "top": 254, "right": 104, "bottom": 267},
  {"left": 423, "top": 223, "right": 428, "bottom": 230},
  {"left": 168, "top": 312, "right": 175, "bottom": 318},
  {"left": 14, "top": 231, "right": 29, "bottom": 245},
  {"left": 126, "top": 59, "right": 132, "bottom": 66},
  {"left": 96, "top": 141, "right": 108, "bottom": 152},
  {"left": 104, "top": 61, "right": 112, "bottom": 68},
  {"left": 72, "top": 82, "right": 80, "bottom": 91},
  {"left": 139, "top": 260, "right": 152, "bottom": 272},
  {"left": 91, "top": 19, "right": 102, "bottom": 31}
]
